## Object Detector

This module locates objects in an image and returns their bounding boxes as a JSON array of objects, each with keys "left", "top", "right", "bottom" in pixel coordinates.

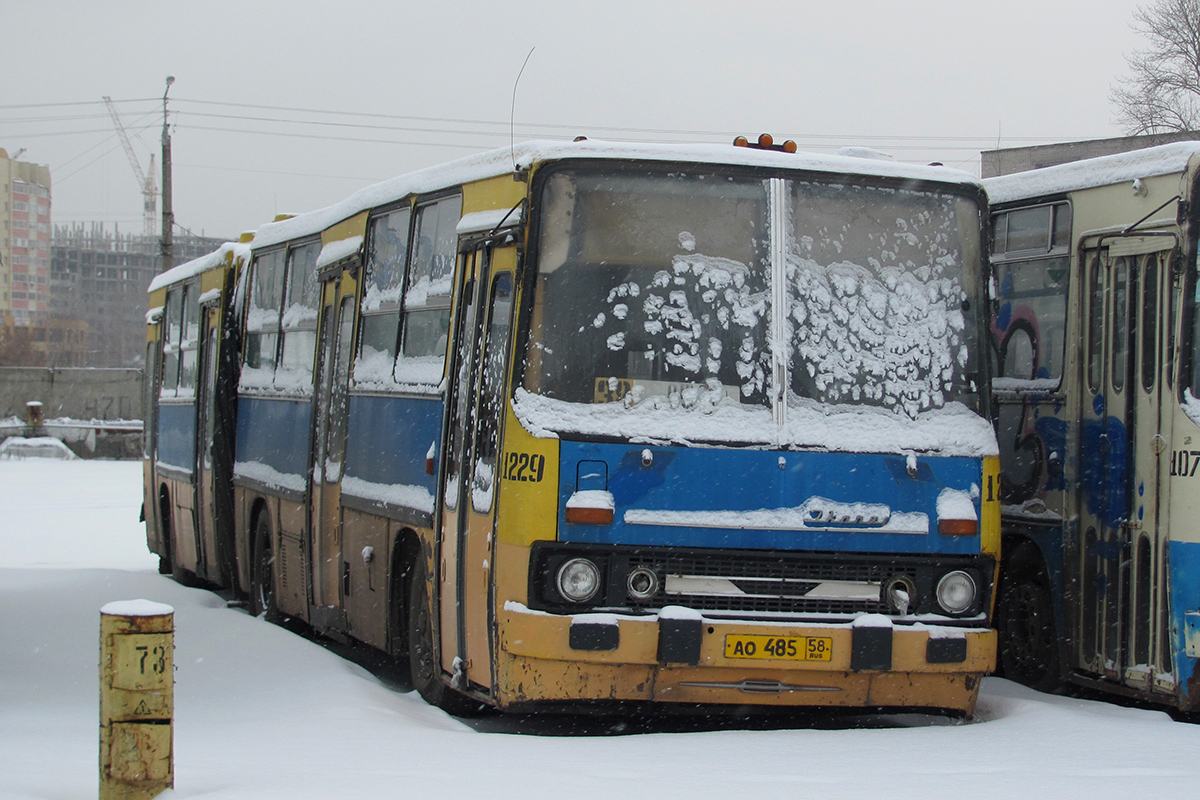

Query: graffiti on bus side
[
  {"left": 996, "top": 399, "right": 1067, "bottom": 507},
  {"left": 1080, "top": 415, "right": 1130, "bottom": 530},
  {"left": 992, "top": 288, "right": 1066, "bottom": 510}
]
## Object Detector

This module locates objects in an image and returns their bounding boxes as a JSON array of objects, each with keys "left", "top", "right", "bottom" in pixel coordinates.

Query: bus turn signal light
[
  {"left": 937, "top": 518, "right": 978, "bottom": 536},
  {"left": 566, "top": 505, "right": 615, "bottom": 525},
  {"left": 565, "top": 490, "right": 615, "bottom": 525}
]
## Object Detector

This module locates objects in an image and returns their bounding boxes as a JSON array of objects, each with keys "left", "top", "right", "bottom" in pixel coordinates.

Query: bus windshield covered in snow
[
  {"left": 144, "top": 139, "right": 999, "bottom": 718},
  {"left": 521, "top": 167, "right": 985, "bottom": 437}
]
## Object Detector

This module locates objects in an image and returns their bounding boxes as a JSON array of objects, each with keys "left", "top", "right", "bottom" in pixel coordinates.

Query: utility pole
[{"left": 160, "top": 75, "right": 175, "bottom": 273}]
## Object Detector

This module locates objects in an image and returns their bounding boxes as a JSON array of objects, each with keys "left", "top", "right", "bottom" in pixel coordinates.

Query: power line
[
  {"left": 2, "top": 94, "right": 1105, "bottom": 147},
  {"left": 181, "top": 123, "right": 499, "bottom": 150},
  {"left": 174, "top": 97, "right": 1090, "bottom": 144},
  {"left": 177, "top": 161, "right": 383, "bottom": 183},
  {"left": 0, "top": 97, "right": 157, "bottom": 110}
]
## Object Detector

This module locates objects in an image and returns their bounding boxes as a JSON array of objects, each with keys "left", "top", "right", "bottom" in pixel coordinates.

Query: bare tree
[{"left": 1112, "top": 0, "right": 1200, "bottom": 134}]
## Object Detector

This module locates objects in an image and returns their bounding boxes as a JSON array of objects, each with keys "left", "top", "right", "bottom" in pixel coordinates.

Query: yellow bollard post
[{"left": 100, "top": 600, "right": 174, "bottom": 800}]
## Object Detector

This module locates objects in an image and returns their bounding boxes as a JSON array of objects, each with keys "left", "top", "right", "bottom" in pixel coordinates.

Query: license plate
[{"left": 724, "top": 634, "right": 833, "bottom": 661}]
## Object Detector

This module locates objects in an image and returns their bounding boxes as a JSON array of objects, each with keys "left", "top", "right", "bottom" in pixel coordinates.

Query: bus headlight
[
  {"left": 935, "top": 570, "right": 977, "bottom": 615},
  {"left": 626, "top": 566, "right": 659, "bottom": 602},
  {"left": 557, "top": 558, "right": 602, "bottom": 603}
]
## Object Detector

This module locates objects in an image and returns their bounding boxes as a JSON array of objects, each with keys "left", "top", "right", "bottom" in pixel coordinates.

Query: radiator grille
[
  {"left": 627, "top": 552, "right": 891, "bottom": 615},
  {"left": 531, "top": 542, "right": 992, "bottom": 621}
]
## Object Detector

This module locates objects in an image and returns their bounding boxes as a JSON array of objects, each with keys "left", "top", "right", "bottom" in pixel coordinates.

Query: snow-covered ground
[{"left": 2, "top": 458, "right": 1200, "bottom": 799}]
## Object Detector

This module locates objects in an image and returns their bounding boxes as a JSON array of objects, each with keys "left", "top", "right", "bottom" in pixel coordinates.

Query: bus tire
[
  {"left": 997, "top": 546, "right": 1061, "bottom": 693},
  {"left": 407, "top": 559, "right": 485, "bottom": 716},
  {"left": 250, "top": 512, "right": 279, "bottom": 623}
]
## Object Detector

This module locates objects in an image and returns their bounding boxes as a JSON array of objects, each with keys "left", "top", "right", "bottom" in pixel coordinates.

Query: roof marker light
[{"left": 732, "top": 134, "right": 798, "bottom": 153}]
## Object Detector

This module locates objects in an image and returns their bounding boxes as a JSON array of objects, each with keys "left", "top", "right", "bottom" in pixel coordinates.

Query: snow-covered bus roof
[
  {"left": 250, "top": 139, "right": 984, "bottom": 250},
  {"left": 147, "top": 240, "right": 252, "bottom": 294},
  {"left": 984, "top": 141, "right": 1200, "bottom": 206}
]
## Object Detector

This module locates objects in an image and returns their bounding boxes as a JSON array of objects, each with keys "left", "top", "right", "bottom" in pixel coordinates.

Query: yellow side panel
[
  {"left": 322, "top": 211, "right": 368, "bottom": 245},
  {"left": 198, "top": 252, "right": 232, "bottom": 296},
  {"left": 462, "top": 175, "right": 527, "bottom": 216},
  {"left": 495, "top": 405, "right": 559, "bottom": 548},
  {"left": 981, "top": 455, "right": 1001, "bottom": 559}
]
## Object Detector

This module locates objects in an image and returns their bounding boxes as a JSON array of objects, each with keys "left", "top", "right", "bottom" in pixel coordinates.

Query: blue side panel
[
  {"left": 235, "top": 396, "right": 312, "bottom": 476},
  {"left": 1081, "top": 414, "right": 1130, "bottom": 529},
  {"left": 1169, "top": 539, "right": 1200, "bottom": 704},
  {"left": 156, "top": 402, "right": 195, "bottom": 472},
  {"left": 558, "top": 441, "right": 983, "bottom": 554},
  {"left": 344, "top": 394, "right": 443, "bottom": 492}
]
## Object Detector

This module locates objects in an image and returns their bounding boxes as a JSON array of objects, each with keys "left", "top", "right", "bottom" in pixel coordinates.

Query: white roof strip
[
  {"left": 316, "top": 235, "right": 363, "bottom": 270},
  {"left": 249, "top": 139, "right": 983, "bottom": 250},
  {"left": 147, "top": 240, "right": 252, "bottom": 293},
  {"left": 457, "top": 207, "right": 524, "bottom": 235},
  {"left": 985, "top": 141, "right": 1200, "bottom": 205}
]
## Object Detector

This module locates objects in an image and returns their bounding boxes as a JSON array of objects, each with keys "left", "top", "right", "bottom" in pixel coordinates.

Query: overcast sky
[{"left": 4, "top": 0, "right": 1150, "bottom": 241}]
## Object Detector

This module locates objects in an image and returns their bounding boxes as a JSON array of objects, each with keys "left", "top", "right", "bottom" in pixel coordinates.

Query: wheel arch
[
  {"left": 996, "top": 526, "right": 1066, "bottom": 691},
  {"left": 388, "top": 527, "right": 422, "bottom": 659},
  {"left": 157, "top": 482, "right": 173, "bottom": 559}
]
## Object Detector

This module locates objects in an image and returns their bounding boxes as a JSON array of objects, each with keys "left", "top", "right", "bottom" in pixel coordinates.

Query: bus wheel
[
  {"left": 250, "top": 514, "right": 278, "bottom": 623},
  {"left": 997, "top": 553, "right": 1061, "bottom": 693},
  {"left": 407, "top": 560, "right": 485, "bottom": 716}
]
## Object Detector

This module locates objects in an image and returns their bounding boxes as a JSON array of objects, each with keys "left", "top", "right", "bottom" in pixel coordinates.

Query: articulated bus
[
  {"left": 146, "top": 138, "right": 999, "bottom": 715},
  {"left": 986, "top": 142, "right": 1200, "bottom": 711}
]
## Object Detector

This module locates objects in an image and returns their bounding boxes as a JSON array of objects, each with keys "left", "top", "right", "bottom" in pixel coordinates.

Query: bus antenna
[{"left": 511, "top": 46, "right": 536, "bottom": 180}]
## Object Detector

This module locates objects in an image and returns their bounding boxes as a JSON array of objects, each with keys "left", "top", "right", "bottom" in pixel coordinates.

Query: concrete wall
[
  {"left": 981, "top": 132, "right": 1200, "bottom": 178},
  {"left": 0, "top": 367, "right": 143, "bottom": 420}
]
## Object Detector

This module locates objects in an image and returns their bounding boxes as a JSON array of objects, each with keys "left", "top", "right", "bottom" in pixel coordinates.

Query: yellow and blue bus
[
  {"left": 145, "top": 238, "right": 251, "bottom": 587},
  {"left": 147, "top": 138, "right": 999, "bottom": 715},
  {"left": 987, "top": 142, "right": 1200, "bottom": 711}
]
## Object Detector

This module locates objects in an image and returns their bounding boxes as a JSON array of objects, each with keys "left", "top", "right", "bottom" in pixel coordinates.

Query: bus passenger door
[
  {"left": 1127, "top": 246, "right": 1174, "bottom": 691},
  {"left": 194, "top": 305, "right": 220, "bottom": 581},
  {"left": 440, "top": 245, "right": 514, "bottom": 694},
  {"left": 1078, "top": 244, "right": 1173, "bottom": 685},
  {"left": 1078, "top": 248, "right": 1133, "bottom": 679},
  {"left": 309, "top": 274, "right": 357, "bottom": 623}
]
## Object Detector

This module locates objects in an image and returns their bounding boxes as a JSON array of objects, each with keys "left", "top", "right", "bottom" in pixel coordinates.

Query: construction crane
[{"left": 102, "top": 96, "right": 158, "bottom": 238}]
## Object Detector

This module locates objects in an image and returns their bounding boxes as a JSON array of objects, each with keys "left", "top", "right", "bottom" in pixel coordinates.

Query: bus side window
[
  {"left": 1142, "top": 254, "right": 1158, "bottom": 392},
  {"left": 242, "top": 249, "right": 286, "bottom": 390},
  {"left": 401, "top": 195, "right": 461, "bottom": 364},
  {"left": 991, "top": 203, "right": 1070, "bottom": 385},
  {"left": 161, "top": 287, "right": 182, "bottom": 398},
  {"left": 1087, "top": 254, "right": 1104, "bottom": 393},
  {"left": 472, "top": 272, "right": 514, "bottom": 513},
  {"left": 178, "top": 282, "right": 200, "bottom": 398},
  {"left": 357, "top": 207, "right": 411, "bottom": 386},
  {"left": 277, "top": 241, "right": 320, "bottom": 391}
]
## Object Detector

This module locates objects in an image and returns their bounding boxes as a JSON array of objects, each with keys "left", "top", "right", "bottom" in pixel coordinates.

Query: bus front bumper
[{"left": 496, "top": 604, "right": 996, "bottom": 714}]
